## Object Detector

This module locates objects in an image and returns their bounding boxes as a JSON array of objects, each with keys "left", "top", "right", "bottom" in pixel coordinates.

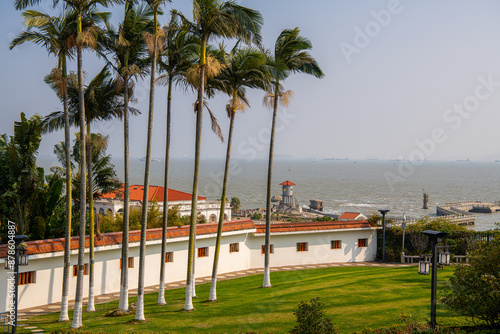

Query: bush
[
  {"left": 290, "top": 297, "right": 337, "bottom": 334},
  {"left": 443, "top": 239, "right": 500, "bottom": 326}
]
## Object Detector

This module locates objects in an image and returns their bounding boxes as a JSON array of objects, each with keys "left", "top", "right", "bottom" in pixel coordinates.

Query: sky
[{"left": 2, "top": 0, "right": 500, "bottom": 162}]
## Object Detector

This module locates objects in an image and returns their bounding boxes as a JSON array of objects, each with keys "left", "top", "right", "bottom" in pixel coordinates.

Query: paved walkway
[{"left": 16, "top": 261, "right": 415, "bottom": 333}]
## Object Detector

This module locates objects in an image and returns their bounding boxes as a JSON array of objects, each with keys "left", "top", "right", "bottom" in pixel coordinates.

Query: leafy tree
[
  {"left": 314, "top": 216, "right": 335, "bottom": 222},
  {"left": 230, "top": 196, "right": 241, "bottom": 212},
  {"left": 0, "top": 113, "right": 44, "bottom": 235},
  {"left": 290, "top": 297, "right": 337, "bottom": 334},
  {"left": 443, "top": 239, "right": 500, "bottom": 326},
  {"left": 262, "top": 27, "right": 323, "bottom": 288}
]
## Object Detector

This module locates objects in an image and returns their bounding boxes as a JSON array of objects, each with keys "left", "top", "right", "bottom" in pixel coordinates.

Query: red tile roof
[
  {"left": 0, "top": 220, "right": 254, "bottom": 258},
  {"left": 100, "top": 184, "right": 206, "bottom": 202},
  {"left": 254, "top": 221, "right": 371, "bottom": 234},
  {"left": 280, "top": 180, "right": 296, "bottom": 186},
  {"left": 339, "top": 212, "right": 363, "bottom": 220}
]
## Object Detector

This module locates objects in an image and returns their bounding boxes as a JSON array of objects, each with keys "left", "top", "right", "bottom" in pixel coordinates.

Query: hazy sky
[{"left": 2, "top": 0, "right": 500, "bottom": 162}]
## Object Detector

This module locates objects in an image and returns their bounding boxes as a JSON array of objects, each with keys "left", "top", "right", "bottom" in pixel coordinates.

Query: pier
[{"left": 433, "top": 201, "right": 496, "bottom": 225}]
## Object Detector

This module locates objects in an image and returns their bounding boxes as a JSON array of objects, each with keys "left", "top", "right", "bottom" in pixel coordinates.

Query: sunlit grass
[{"left": 20, "top": 266, "right": 469, "bottom": 333}]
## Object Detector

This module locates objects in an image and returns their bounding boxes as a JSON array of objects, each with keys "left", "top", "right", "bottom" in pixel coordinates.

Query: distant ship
[
  {"left": 140, "top": 157, "right": 161, "bottom": 162},
  {"left": 456, "top": 159, "right": 471, "bottom": 163}
]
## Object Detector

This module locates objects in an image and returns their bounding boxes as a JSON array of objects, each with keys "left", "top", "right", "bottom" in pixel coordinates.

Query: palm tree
[
  {"left": 45, "top": 66, "right": 133, "bottom": 312},
  {"left": 15, "top": 1, "right": 117, "bottom": 326},
  {"left": 156, "top": 12, "right": 197, "bottom": 305},
  {"left": 175, "top": 0, "right": 263, "bottom": 311},
  {"left": 208, "top": 44, "right": 269, "bottom": 301},
  {"left": 99, "top": 0, "right": 153, "bottom": 311},
  {"left": 262, "top": 27, "right": 324, "bottom": 288},
  {"left": 135, "top": 0, "right": 168, "bottom": 321},
  {"left": 9, "top": 7, "right": 77, "bottom": 321}
]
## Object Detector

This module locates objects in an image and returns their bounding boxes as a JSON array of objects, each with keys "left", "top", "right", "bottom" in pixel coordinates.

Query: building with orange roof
[
  {"left": 339, "top": 212, "right": 368, "bottom": 221},
  {"left": 94, "top": 184, "right": 231, "bottom": 223}
]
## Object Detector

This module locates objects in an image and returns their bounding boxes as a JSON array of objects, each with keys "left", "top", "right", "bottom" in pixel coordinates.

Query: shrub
[
  {"left": 443, "top": 239, "right": 500, "bottom": 326},
  {"left": 290, "top": 297, "right": 337, "bottom": 334}
]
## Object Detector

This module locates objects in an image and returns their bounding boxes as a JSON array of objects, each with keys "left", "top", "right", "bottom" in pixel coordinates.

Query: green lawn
[{"left": 19, "top": 266, "right": 469, "bottom": 333}]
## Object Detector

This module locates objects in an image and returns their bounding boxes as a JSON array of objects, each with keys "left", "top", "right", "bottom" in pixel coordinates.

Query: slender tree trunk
[
  {"left": 184, "top": 37, "right": 207, "bottom": 311},
  {"left": 136, "top": 8, "right": 158, "bottom": 321},
  {"left": 119, "top": 73, "right": 130, "bottom": 311},
  {"left": 59, "top": 55, "right": 71, "bottom": 322},
  {"left": 263, "top": 81, "right": 280, "bottom": 288},
  {"left": 86, "top": 123, "right": 95, "bottom": 312},
  {"left": 158, "top": 76, "right": 172, "bottom": 305},
  {"left": 71, "top": 15, "right": 86, "bottom": 327},
  {"left": 209, "top": 99, "right": 236, "bottom": 301}
]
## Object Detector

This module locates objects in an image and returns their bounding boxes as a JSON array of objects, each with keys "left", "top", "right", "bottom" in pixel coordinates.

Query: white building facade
[
  {"left": 0, "top": 220, "right": 377, "bottom": 310},
  {"left": 94, "top": 184, "right": 232, "bottom": 223}
]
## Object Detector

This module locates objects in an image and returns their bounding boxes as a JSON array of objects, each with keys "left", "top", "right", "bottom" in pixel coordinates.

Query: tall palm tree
[
  {"left": 9, "top": 7, "right": 77, "bottom": 322},
  {"left": 45, "top": 66, "right": 133, "bottom": 312},
  {"left": 135, "top": 0, "right": 168, "bottom": 321},
  {"left": 156, "top": 12, "right": 197, "bottom": 305},
  {"left": 262, "top": 27, "right": 324, "bottom": 288},
  {"left": 100, "top": 0, "right": 153, "bottom": 311},
  {"left": 15, "top": 1, "right": 117, "bottom": 327},
  {"left": 208, "top": 44, "right": 269, "bottom": 301},
  {"left": 175, "top": 0, "right": 263, "bottom": 311}
]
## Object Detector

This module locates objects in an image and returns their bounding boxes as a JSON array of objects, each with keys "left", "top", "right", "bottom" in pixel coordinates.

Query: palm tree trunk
[
  {"left": 158, "top": 76, "right": 172, "bottom": 305},
  {"left": 119, "top": 72, "right": 130, "bottom": 311},
  {"left": 59, "top": 55, "right": 71, "bottom": 322},
  {"left": 135, "top": 7, "right": 158, "bottom": 322},
  {"left": 71, "top": 15, "right": 86, "bottom": 328},
  {"left": 184, "top": 37, "right": 207, "bottom": 311},
  {"left": 86, "top": 123, "right": 95, "bottom": 312},
  {"left": 209, "top": 100, "right": 236, "bottom": 301},
  {"left": 263, "top": 81, "right": 280, "bottom": 288}
]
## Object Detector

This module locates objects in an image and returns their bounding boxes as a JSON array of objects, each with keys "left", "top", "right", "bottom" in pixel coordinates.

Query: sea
[{"left": 38, "top": 157, "right": 500, "bottom": 231}]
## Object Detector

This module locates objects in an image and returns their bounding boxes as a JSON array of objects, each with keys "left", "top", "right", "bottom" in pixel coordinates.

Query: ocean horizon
[{"left": 37, "top": 156, "right": 500, "bottom": 231}]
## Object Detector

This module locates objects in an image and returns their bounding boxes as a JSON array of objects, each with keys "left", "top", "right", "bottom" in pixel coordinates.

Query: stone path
[{"left": 16, "top": 261, "right": 414, "bottom": 332}]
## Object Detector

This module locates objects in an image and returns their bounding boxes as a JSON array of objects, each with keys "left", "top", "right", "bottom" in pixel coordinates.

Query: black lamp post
[
  {"left": 11, "top": 235, "right": 28, "bottom": 334},
  {"left": 378, "top": 209, "right": 389, "bottom": 263},
  {"left": 421, "top": 230, "right": 447, "bottom": 329}
]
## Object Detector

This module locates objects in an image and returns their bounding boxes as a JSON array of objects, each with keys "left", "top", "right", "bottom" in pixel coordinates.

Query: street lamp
[
  {"left": 421, "top": 230, "right": 447, "bottom": 329},
  {"left": 378, "top": 209, "right": 390, "bottom": 263},
  {"left": 418, "top": 255, "right": 430, "bottom": 275},
  {"left": 438, "top": 245, "right": 451, "bottom": 266}
]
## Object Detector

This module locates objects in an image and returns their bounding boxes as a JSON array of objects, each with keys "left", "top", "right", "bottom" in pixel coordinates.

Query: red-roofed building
[
  {"left": 339, "top": 212, "right": 367, "bottom": 221},
  {"left": 95, "top": 184, "right": 230, "bottom": 223}
]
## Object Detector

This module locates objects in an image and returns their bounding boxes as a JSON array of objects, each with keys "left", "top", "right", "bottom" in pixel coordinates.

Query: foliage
[
  {"left": 290, "top": 297, "right": 337, "bottom": 334},
  {"left": 231, "top": 196, "right": 241, "bottom": 212},
  {"left": 251, "top": 212, "right": 263, "bottom": 220},
  {"left": 0, "top": 113, "right": 44, "bottom": 235},
  {"left": 443, "top": 239, "right": 500, "bottom": 326},
  {"left": 314, "top": 215, "right": 336, "bottom": 222}
]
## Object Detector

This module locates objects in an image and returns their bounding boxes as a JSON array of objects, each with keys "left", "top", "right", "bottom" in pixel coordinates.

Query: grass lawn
[{"left": 19, "top": 266, "right": 469, "bottom": 333}]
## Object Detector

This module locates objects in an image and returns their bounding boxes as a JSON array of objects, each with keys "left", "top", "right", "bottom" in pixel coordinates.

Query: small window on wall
[
  {"left": 261, "top": 244, "right": 274, "bottom": 254},
  {"left": 73, "top": 264, "right": 89, "bottom": 277},
  {"left": 198, "top": 247, "right": 208, "bottom": 257},
  {"left": 120, "top": 257, "right": 134, "bottom": 269},
  {"left": 331, "top": 240, "right": 341, "bottom": 249},
  {"left": 358, "top": 238, "right": 368, "bottom": 247},
  {"left": 297, "top": 242, "right": 308, "bottom": 252},
  {"left": 229, "top": 243, "right": 239, "bottom": 253},
  {"left": 18, "top": 271, "right": 36, "bottom": 285},
  {"left": 165, "top": 252, "right": 173, "bottom": 263}
]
